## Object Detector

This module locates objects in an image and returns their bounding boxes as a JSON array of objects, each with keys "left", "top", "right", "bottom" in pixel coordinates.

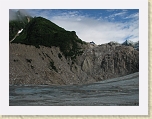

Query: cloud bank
[{"left": 9, "top": 9, "right": 31, "bottom": 21}]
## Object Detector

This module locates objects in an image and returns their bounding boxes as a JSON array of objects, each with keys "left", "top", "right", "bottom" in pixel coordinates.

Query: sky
[{"left": 16, "top": 9, "right": 139, "bottom": 45}]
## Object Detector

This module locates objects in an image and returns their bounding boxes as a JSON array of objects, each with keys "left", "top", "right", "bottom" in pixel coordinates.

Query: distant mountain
[
  {"left": 122, "top": 40, "right": 133, "bottom": 46},
  {"left": 134, "top": 41, "right": 139, "bottom": 50},
  {"left": 122, "top": 40, "right": 139, "bottom": 51}
]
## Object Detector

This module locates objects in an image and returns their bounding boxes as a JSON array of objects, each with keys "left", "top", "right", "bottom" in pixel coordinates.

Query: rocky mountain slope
[
  {"left": 9, "top": 42, "right": 139, "bottom": 85},
  {"left": 9, "top": 12, "right": 139, "bottom": 85}
]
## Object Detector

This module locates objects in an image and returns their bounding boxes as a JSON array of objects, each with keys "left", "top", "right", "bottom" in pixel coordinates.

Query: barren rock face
[
  {"left": 75, "top": 43, "right": 139, "bottom": 81},
  {"left": 99, "top": 45, "right": 139, "bottom": 80},
  {"left": 9, "top": 42, "right": 139, "bottom": 85}
]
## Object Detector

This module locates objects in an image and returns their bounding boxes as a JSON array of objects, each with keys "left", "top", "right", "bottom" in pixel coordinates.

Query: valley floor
[{"left": 9, "top": 72, "right": 139, "bottom": 106}]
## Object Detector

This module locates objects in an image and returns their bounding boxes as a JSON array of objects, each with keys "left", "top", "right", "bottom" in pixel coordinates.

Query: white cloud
[
  {"left": 108, "top": 11, "right": 127, "bottom": 19},
  {"left": 49, "top": 14, "right": 138, "bottom": 44},
  {"left": 124, "top": 13, "right": 139, "bottom": 19}
]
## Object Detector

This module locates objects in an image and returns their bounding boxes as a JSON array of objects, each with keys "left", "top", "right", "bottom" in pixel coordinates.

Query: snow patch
[{"left": 18, "top": 29, "right": 23, "bottom": 34}]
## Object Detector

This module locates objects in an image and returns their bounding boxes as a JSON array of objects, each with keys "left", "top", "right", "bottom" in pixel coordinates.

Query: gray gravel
[{"left": 9, "top": 72, "right": 139, "bottom": 106}]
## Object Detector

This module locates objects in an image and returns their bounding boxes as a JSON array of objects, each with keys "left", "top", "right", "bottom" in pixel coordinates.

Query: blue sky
[{"left": 21, "top": 9, "right": 139, "bottom": 45}]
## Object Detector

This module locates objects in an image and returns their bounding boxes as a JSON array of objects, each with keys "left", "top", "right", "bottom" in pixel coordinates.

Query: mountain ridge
[{"left": 122, "top": 40, "right": 139, "bottom": 51}]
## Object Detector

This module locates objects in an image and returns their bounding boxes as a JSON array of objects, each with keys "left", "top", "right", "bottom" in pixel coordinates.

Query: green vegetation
[
  {"left": 31, "top": 65, "right": 34, "bottom": 69},
  {"left": 13, "top": 59, "right": 18, "bottom": 62},
  {"left": 45, "top": 53, "right": 51, "bottom": 59},
  {"left": 49, "top": 60, "right": 58, "bottom": 72},
  {"left": 9, "top": 20, "right": 25, "bottom": 40},
  {"left": 58, "top": 53, "right": 62, "bottom": 59},
  {"left": 9, "top": 10, "right": 32, "bottom": 40},
  {"left": 12, "top": 17, "right": 85, "bottom": 60},
  {"left": 26, "top": 59, "right": 32, "bottom": 63}
]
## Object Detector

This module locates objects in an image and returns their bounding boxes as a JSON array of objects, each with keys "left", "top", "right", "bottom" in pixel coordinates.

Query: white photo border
[{"left": 0, "top": 0, "right": 148, "bottom": 115}]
